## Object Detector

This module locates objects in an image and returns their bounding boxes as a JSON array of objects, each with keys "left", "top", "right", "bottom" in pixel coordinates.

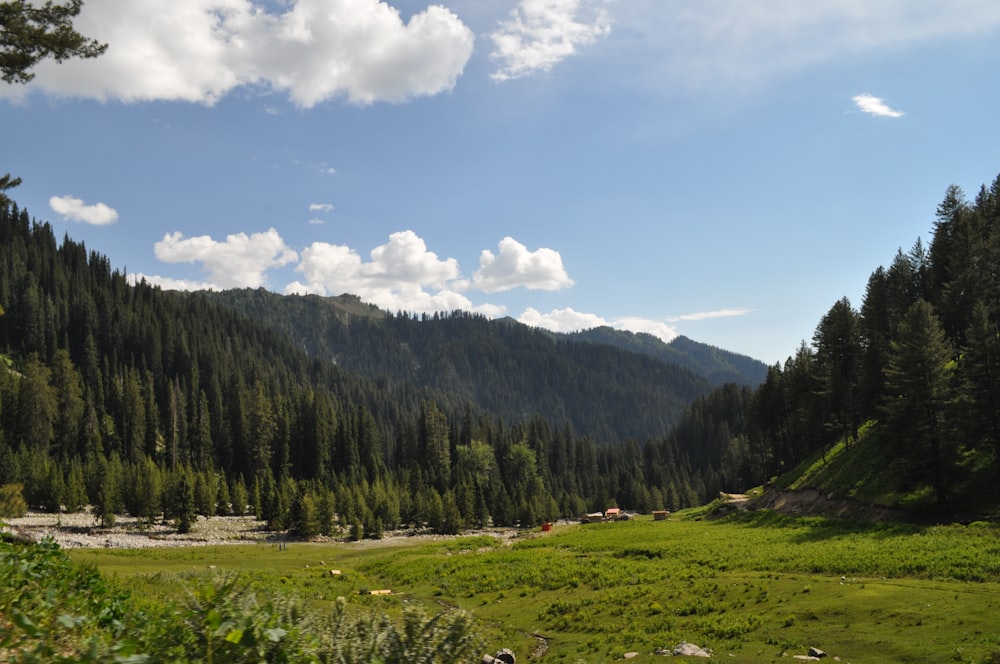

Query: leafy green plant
[
  {"left": 3, "top": 537, "right": 486, "bottom": 663},
  {"left": 164, "top": 574, "right": 316, "bottom": 663},
  {"left": 0, "top": 538, "right": 136, "bottom": 662}
]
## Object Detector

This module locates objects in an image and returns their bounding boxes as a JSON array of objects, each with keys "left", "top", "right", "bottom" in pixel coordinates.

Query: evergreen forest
[{"left": 2, "top": 174, "right": 1000, "bottom": 534}]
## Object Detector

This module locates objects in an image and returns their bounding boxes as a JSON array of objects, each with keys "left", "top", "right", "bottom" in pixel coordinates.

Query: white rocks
[
  {"left": 2, "top": 510, "right": 269, "bottom": 548},
  {"left": 672, "top": 642, "right": 711, "bottom": 658}
]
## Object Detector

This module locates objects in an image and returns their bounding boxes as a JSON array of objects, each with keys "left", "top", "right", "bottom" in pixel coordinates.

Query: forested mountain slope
[
  {"left": 563, "top": 327, "right": 767, "bottom": 387},
  {"left": 0, "top": 201, "right": 713, "bottom": 534},
  {"left": 208, "top": 289, "right": 714, "bottom": 444},
  {"left": 4, "top": 172, "right": 996, "bottom": 528},
  {"left": 665, "top": 174, "right": 1000, "bottom": 517}
]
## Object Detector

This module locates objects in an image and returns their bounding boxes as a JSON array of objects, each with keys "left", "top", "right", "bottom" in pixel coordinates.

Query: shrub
[
  {"left": 314, "top": 595, "right": 484, "bottom": 663},
  {"left": 0, "top": 538, "right": 134, "bottom": 660},
  {"left": 0, "top": 483, "right": 27, "bottom": 518},
  {"left": 2, "top": 541, "right": 484, "bottom": 663}
]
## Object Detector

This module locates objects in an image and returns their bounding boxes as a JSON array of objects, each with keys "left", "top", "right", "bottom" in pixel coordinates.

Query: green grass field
[{"left": 69, "top": 511, "right": 1000, "bottom": 663}]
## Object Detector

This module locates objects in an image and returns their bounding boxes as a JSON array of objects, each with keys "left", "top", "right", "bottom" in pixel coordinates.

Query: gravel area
[
  {"left": 2, "top": 510, "right": 275, "bottom": 549},
  {"left": 2, "top": 510, "right": 528, "bottom": 550}
]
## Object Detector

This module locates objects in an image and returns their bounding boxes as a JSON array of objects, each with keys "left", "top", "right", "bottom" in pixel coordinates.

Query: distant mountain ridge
[
  {"left": 558, "top": 327, "right": 768, "bottom": 387},
  {"left": 208, "top": 290, "right": 766, "bottom": 443}
]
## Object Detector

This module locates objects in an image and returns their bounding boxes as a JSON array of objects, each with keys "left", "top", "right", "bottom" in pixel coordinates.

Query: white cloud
[
  {"left": 490, "top": 0, "right": 611, "bottom": 81},
  {"left": 308, "top": 218, "right": 325, "bottom": 225},
  {"left": 49, "top": 195, "right": 119, "bottom": 225},
  {"left": 611, "top": 316, "right": 680, "bottom": 343},
  {"left": 143, "top": 226, "right": 569, "bottom": 316},
  {"left": 852, "top": 93, "right": 904, "bottom": 118},
  {"left": 286, "top": 231, "right": 533, "bottom": 316},
  {"left": 518, "top": 307, "right": 678, "bottom": 343},
  {"left": 153, "top": 227, "right": 298, "bottom": 289},
  {"left": 519, "top": 306, "right": 608, "bottom": 332},
  {"left": 603, "top": 2, "right": 1000, "bottom": 96},
  {"left": 309, "top": 203, "right": 334, "bottom": 212},
  {"left": 127, "top": 273, "right": 218, "bottom": 291},
  {"left": 5, "top": 0, "right": 475, "bottom": 106},
  {"left": 472, "top": 236, "right": 574, "bottom": 292},
  {"left": 290, "top": 230, "right": 476, "bottom": 313},
  {"left": 671, "top": 308, "right": 751, "bottom": 322}
]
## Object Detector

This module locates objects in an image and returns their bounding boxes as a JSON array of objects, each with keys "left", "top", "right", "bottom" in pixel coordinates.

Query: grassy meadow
[{"left": 69, "top": 510, "right": 1000, "bottom": 663}]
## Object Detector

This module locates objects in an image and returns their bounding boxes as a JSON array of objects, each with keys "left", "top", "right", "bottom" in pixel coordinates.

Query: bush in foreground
[{"left": 0, "top": 538, "right": 483, "bottom": 662}]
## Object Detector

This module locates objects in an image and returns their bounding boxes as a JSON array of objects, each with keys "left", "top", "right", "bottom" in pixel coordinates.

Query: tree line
[
  {"left": 662, "top": 175, "right": 1000, "bottom": 506},
  {"left": 4, "top": 173, "right": 997, "bottom": 529},
  {"left": 0, "top": 202, "right": 706, "bottom": 533}
]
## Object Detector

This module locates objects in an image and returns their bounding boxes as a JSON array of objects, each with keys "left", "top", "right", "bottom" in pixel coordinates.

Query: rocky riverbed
[
  {"left": 2, "top": 510, "right": 279, "bottom": 549},
  {"left": 2, "top": 510, "right": 526, "bottom": 549}
]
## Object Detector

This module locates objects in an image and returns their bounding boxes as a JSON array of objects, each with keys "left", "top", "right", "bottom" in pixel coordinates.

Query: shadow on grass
[{"left": 716, "top": 509, "right": 922, "bottom": 544}]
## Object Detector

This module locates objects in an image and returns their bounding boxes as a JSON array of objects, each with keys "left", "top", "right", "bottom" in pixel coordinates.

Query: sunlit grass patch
[{"left": 68, "top": 515, "right": 1000, "bottom": 662}]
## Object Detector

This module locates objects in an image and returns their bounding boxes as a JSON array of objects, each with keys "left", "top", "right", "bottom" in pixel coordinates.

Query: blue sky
[{"left": 4, "top": 0, "right": 1000, "bottom": 365}]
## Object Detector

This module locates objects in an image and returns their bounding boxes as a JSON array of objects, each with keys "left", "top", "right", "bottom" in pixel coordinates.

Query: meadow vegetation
[{"left": 19, "top": 513, "right": 993, "bottom": 663}]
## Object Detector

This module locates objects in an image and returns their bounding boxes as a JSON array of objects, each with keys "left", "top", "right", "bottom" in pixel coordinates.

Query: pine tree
[
  {"left": 50, "top": 349, "right": 84, "bottom": 460},
  {"left": 317, "top": 487, "right": 335, "bottom": 536},
  {"left": 881, "top": 300, "right": 956, "bottom": 503},
  {"left": 172, "top": 470, "right": 196, "bottom": 534},
  {"left": 859, "top": 267, "right": 892, "bottom": 416},
  {"left": 194, "top": 470, "right": 216, "bottom": 517},
  {"left": 215, "top": 474, "right": 231, "bottom": 516},
  {"left": 0, "top": 0, "right": 107, "bottom": 84},
  {"left": 290, "top": 488, "right": 319, "bottom": 539},
  {"left": 439, "top": 489, "right": 463, "bottom": 535},
  {"left": 94, "top": 466, "right": 117, "bottom": 527},
  {"left": 63, "top": 460, "right": 87, "bottom": 512},
  {"left": 812, "top": 297, "right": 862, "bottom": 448},
  {"left": 16, "top": 357, "right": 55, "bottom": 451},
  {"left": 136, "top": 457, "right": 162, "bottom": 525},
  {"left": 959, "top": 302, "right": 1000, "bottom": 459},
  {"left": 230, "top": 475, "right": 248, "bottom": 517}
]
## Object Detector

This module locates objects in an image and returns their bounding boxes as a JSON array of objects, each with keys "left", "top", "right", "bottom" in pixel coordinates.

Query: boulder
[
  {"left": 673, "top": 642, "right": 711, "bottom": 657},
  {"left": 482, "top": 648, "right": 516, "bottom": 664},
  {"left": 808, "top": 647, "right": 828, "bottom": 658}
]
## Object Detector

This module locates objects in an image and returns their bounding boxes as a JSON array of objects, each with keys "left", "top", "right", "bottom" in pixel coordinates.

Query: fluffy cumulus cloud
[
  {"left": 49, "top": 195, "right": 119, "bottom": 225},
  {"left": 472, "top": 236, "right": 574, "bottom": 293},
  {"left": 852, "top": 93, "right": 904, "bottom": 118},
  {"left": 611, "top": 316, "right": 680, "bottom": 342},
  {"left": 140, "top": 226, "right": 579, "bottom": 316},
  {"left": 5, "top": 0, "right": 475, "bottom": 106},
  {"left": 519, "top": 306, "right": 607, "bottom": 332},
  {"left": 153, "top": 227, "right": 298, "bottom": 289},
  {"left": 518, "top": 307, "right": 679, "bottom": 343},
  {"left": 490, "top": 0, "right": 611, "bottom": 80},
  {"left": 287, "top": 230, "right": 493, "bottom": 314}
]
